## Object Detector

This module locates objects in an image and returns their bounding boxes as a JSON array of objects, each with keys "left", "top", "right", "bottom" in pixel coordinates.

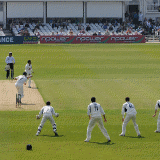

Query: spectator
[
  {"left": 25, "top": 23, "right": 29, "bottom": 28},
  {"left": 36, "top": 32, "right": 40, "bottom": 38},
  {"left": 34, "top": 28, "right": 38, "bottom": 35},
  {"left": 116, "top": 26, "right": 122, "bottom": 33},
  {"left": 81, "top": 28, "right": 85, "bottom": 34},
  {"left": 86, "top": 25, "right": 91, "bottom": 31},
  {"left": 78, "top": 24, "right": 81, "bottom": 30},
  {"left": 134, "top": 31, "right": 139, "bottom": 35},
  {"left": 35, "top": 24, "right": 39, "bottom": 29},
  {"left": 109, "top": 25, "right": 113, "bottom": 31},
  {"left": 105, "top": 29, "right": 110, "bottom": 35},
  {"left": 59, "top": 30, "right": 64, "bottom": 35},
  {"left": 125, "top": 11, "right": 129, "bottom": 19},
  {"left": 93, "top": 32, "right": 97, "bottom": 36},
  {"left": 56, "top": 32, "right": 59, "bottom": 36},
  {"left": 133, "top": 12, "right": 139, "bottom": 25},
  {"left": 103, "top": 23, "right": 107, "bottom": 30},
  {"left": 52, "top": 32, "right": 54, "bottom": 35},
  {"left": 78, "top": 30, "right": 83, "bottom": 36},
  {"left": 111, "top": 31, "right": 115, "bottom": 35},
  {"left": 139, "top": 12, "right": 143, "bottom": 25},
  {"left": 121, "top": 31, "right": 125, "bottom": 35},
  {"left": 98, "top": 31, "right": 101, "bottom": 35},
  {"left": 126, "top": 27, "right": 132, "bottom": 34},
  {"left": 69, "top": 29, "right": 73, "bottom": 35}
]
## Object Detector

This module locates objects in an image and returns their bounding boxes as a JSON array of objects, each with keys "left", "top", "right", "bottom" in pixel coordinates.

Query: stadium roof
[{"left": 2, "top": 0, "right": 132, "bottom": 1}]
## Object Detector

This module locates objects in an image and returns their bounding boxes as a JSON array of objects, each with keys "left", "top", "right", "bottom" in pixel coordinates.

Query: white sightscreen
[
  {"left": 7, "top": 2, "right": 43, "bottom": 18},
  {"left": 47, "top": 2, "right": 83, "bottom": 18},
  {"left": 87, "top": 2, "right": 122, "bottom": 18}
]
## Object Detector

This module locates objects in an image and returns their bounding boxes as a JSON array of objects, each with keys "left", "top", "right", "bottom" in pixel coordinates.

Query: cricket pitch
[{"left": 0, "top": 80, "right": 45, "bottom": 111}]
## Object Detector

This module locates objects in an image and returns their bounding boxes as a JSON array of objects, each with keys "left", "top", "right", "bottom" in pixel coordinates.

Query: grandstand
[{"left": 0, "top": 0, "right": 160, "bottom": 38}]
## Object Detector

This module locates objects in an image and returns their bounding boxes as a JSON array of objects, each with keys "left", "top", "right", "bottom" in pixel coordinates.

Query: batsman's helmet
[
  {"left": 23, "top": 72, "right": 27, "bottom": 76},
  {"left": 9, "top": 52, "right": 12, "bottom": 55},
  {"left": 26, "top": 144, "right": 32, "bottom": 150},
  {"left": 46, "top": 101, "right": 51, "bottom": 105}
]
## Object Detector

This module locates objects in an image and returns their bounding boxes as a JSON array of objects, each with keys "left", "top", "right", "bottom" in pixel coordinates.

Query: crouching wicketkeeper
[{"left": 36, "top": 101, "right": 59, "bottom": 136}]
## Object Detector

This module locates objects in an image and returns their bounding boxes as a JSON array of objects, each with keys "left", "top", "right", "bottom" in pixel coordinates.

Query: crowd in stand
[{"left": 8, "top": 14, "right": 160, "bottom": 37}]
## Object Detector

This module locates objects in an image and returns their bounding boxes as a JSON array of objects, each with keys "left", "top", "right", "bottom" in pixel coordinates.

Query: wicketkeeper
[
  {"left": 84, "top": 97, "right": 111, "bottom": 143},
  {"left": 119, "top": 97, "right": 141, "bottom": 137},
  {"left": 152, "top": 100, "right": 160, "bottom": 133},
  {"left": 5, "top": 52, "right": 15, "bottom": 79},
  {"left": 36, "top": 101, "right": 59, "bottom": 136}
]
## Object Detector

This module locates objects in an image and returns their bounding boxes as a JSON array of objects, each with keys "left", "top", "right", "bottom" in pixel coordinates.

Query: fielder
[
  {"left": 36, "top": 101, "right": 59, "bottom": 136},
  {"left": 152, "top": 100, "right": 160, "bottom": 133},
  {"left": 84, "top": 97, "right": 111, "bottom": 143},
  {"left": 25, "top": 60, "right": 33, "bottom": 88},
  {"left": 14, "top": 72, "right": 33, "bottom": 99},
  {"left": 5, "top": 52, "right": 15, "bottom": 79},
  {"left": 119, "top": 97, "right": 141, "bottom": 137}
]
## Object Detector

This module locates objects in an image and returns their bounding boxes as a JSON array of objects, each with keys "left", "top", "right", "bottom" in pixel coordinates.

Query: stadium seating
[
  {"left": 11, "top": 22, "right": 144, "bottom": 36},
  {"left": 0, "top": 30, "right": 5, "bottom": 36}
]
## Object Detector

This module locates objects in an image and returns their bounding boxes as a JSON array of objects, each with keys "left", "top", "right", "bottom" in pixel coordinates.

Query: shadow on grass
[
  {"left": 21, "top": 103, "right": 36, "bottom": 105},
  {"left": 90, "top": 142, "right": 115, "bottom": 145},
  {"left": 32, "top": 87, "right": 39, "bottom": 89},
  {"left": 39, "top": 135, "right": 64, "bottom": 137},
  {"left": 125, "top": 136, "right": 145, "bottom": 138}
]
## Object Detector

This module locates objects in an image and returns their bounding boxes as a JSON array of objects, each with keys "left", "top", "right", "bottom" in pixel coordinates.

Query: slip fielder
[
  {"left": 84, "top": 97, "right": 111, "bottom": 143},
  {"left": 152, "top": 100, "right": 160, "bottom": 133},
  {"left": 14, "top": 72, "right": 33, "bottom": 99},
  {"left": 25, "top": 60, "right": 33, "bottom": 88},
  {"left": 119, "top": 97, "right": 141, "bottom": 137},
  {"left": 36, "top": 101, "right": 59, "bottom": 136}
]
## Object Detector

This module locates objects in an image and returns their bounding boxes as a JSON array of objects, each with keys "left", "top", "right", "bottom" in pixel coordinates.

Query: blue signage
[{"left": 0, "top": 36, "right": 38, "bottom": 44}]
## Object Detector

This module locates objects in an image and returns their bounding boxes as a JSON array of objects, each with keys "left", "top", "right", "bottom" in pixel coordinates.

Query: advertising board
[
  {"left": 0, "top": 36, "right": 38, "bottom": 44},
  {"left": 40, "top": 35, "right": 145, "bottom": 44}
]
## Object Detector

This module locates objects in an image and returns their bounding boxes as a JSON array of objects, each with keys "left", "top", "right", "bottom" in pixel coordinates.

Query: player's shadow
[
  {"left": 39, "top": 135, "right": 64, "bottom": 137},
  {"left": 90, "top": 142, "right": 115, "bottom": 145},
  {"left": 125, "top": 136, "right": 145, "bottom": 138},
  {"left": 21, "top": 103, "right": 36, "bottom": 105},
  {"left": 31, "top": 87, "right": 39, "bottom": 89}
]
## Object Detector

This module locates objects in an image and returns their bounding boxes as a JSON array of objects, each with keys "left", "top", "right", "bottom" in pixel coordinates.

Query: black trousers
[{"left": 6, "top": 63, "right": 14, "bottom": 79}]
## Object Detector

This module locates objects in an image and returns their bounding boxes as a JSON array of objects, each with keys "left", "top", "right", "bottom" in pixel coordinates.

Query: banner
[
  {"left": 0, "top": 36, "right": 38, "bottom": 44},
  {"left": 40, "top": 35, "right": 145, "bottom": 44}
]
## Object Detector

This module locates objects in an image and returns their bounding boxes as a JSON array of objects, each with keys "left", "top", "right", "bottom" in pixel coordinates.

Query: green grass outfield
[{"left": 0, "top": 44, "right": 160, "bottom": 160}]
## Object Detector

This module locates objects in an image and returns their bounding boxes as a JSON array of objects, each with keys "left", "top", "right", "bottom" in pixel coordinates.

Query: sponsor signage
[
  {"left": 0, "top": 36, "right": 38, "bottom": 44},
  {"left": 40, "top": 35, "right": 145, "bottom": 44}
]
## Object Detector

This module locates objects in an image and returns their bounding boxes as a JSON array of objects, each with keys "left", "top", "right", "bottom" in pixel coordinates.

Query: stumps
[{"left": 16, "top": 94, "right": 21, "bottom": 107}]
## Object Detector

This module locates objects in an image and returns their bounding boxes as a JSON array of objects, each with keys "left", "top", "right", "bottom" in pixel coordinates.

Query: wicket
[{"left": 16, "top": 94, "right": 21, "bottom": 107}]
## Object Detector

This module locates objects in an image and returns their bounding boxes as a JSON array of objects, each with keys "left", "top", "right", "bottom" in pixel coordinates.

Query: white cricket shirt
[
  {"left": 15, "top": 75, "right": 27, "bottom": 86},
  {"left": 87, "top": 102, "right": 105, "bottom": 118},
  {"left": 5, "top": 56, "right": 15, "bottom": 64},
  {"left": 155, "top": 100, "right": 160, "bottom": 110},
  {"left": 121, "top": 102, "right": 137, "bottom": 118},
  {"left": 39, "top": 105, "right": 56, "bottom": 117},
  {"left": 25, "top": 63, "right": 33, "bottom": 74}
]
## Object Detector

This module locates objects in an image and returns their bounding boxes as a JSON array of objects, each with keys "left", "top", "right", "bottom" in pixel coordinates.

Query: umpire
[{"left": 5, "top": 52, "right": 15, "bottom": 79}]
